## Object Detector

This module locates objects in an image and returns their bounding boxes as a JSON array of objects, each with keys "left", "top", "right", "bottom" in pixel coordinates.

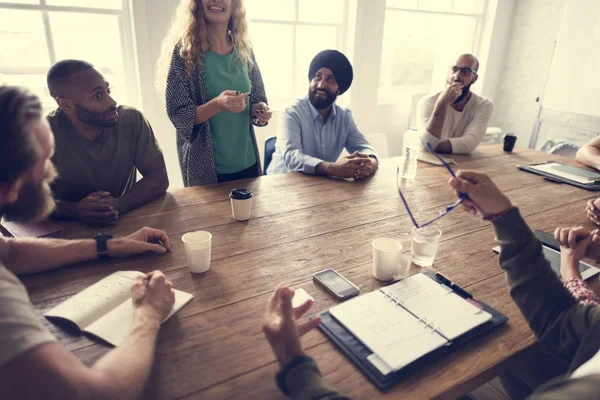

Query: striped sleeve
[{"left": 165, "top": 46, "right": 203, "bottom": 143}]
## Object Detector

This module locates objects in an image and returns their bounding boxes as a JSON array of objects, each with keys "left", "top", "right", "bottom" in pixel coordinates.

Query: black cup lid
[{"left": 230, "top": 188, "right": 253, "bottom": 199}]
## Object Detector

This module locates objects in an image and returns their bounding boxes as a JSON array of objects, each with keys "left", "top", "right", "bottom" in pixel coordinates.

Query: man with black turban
[{"left": 267, "top": 50, "right": 378, "bottom": 179}]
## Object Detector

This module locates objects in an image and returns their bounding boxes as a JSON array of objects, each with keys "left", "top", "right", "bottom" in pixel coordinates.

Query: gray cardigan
[{"left": 165, "top": 44, "right": 268, "bottom": 186}]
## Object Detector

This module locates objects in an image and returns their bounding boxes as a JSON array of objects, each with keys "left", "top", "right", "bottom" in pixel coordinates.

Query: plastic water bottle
[{"left": 399, "top": 128, "right": 420, "bottom": 180}]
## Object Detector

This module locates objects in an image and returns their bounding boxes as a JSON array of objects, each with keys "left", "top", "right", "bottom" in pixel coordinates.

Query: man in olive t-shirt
[{"left": 47, "top": 60, "right": 169, "bottom": 225}]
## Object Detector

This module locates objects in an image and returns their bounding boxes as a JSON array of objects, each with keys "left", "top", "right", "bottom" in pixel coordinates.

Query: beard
[
  {"left": 75, "top": 103, "right": 117, "bottom": 127},
  {"left": 309, "top": 87, "right": 337, "bottom": 109},
  {"left": 453, "top": 82, "right": 472, "bottom": 104},
  {"left": 1, "top": 164, "right": 57, "bottom": 222}
]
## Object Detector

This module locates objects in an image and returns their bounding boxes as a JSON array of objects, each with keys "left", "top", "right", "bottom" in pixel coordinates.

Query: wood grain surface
[{"left": 23, "top": 145, "right": 600, "bottom": 399}]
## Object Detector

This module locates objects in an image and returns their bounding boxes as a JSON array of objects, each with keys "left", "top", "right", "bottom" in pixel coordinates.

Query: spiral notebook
[{"left": 327, "top": 272, "right": 493, "bottom": 374}]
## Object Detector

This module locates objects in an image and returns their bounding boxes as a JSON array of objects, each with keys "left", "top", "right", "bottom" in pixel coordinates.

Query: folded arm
[{"left": 418, "top": 95, "right": 448, "bottom": 152}]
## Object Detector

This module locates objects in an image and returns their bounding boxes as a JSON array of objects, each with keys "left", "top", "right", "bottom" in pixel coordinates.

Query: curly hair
[{"left": 155, "top": 0, "right": 252, "bottom": 96}]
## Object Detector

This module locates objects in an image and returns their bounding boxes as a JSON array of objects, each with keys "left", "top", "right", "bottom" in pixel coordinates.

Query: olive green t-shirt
[
  {"left": 47, "top": 106, "right": 162, "bottom": 202},
  {"left": 204, "top": 50, "right": 256, "bottom": 174}
]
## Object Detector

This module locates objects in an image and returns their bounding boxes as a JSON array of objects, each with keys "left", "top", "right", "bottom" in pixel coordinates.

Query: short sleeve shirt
[
  {"left": 48, "top": 105, "right": 163, "bottom": 202},
  {"left": 0, "top": 261, "right": 55, "bottom": 368}
]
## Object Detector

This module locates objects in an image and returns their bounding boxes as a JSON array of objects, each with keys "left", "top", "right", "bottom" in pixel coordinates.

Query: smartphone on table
[{"left": 313, "top": 268, "right": 359, "bottom": 300}]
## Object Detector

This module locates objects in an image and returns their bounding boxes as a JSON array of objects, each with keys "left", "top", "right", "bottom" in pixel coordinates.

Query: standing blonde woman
[{"left": 157, "top": 0, "right": 272, "bottom": 186}]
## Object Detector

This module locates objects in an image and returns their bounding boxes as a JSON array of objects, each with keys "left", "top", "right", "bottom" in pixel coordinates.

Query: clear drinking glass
[{"left": 411, "top": 226, "right": 442, "bottom": 267}]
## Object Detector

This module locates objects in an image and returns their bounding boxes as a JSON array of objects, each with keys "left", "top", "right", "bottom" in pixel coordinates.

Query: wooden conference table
[{"left": 22, "top": 145, "right": 600, "bottom": 399}]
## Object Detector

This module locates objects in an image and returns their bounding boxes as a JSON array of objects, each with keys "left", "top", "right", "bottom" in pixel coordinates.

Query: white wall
[
  {"left": 491, "top": 0, "right": 567, "bottom": 147},
  {"left": 491, "top": 0, "right": 600, "bottom": 150}
]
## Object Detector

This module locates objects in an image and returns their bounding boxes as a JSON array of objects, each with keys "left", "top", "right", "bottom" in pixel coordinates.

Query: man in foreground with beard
[
  {"left": 417, "top": 54, "right": 494, "bottom": 154},
  {"left": 267, "top": 50, "right": 378, "bottom": 179},
  {"left": 0, "top": 86, "right": 178, "bottom": 399},
  {"left": 47, "top": 59, "right": 169, "bottom": 226}
]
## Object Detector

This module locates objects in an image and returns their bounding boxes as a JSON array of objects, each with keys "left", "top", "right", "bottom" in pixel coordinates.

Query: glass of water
[{"left": 411, "top": 226, "right": 442, "bottom": 267}]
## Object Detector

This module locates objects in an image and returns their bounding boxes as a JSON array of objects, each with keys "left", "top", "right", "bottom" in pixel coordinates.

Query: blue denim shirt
[{"left": 267, "top": 97, "right": 377, "bottom": 175}]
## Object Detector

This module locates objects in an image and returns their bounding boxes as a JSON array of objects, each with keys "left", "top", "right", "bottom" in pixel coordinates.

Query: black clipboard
[
  {"left": 317, "top": 270, "right": 508, "bottom": 390},
  {"left": 518, "top": 161, "right": 600, "bottom": 191}
]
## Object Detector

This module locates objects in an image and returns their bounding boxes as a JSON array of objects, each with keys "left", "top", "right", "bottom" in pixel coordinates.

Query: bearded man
[
  {"left": 267, "top": 50, "right": 378, "bottom": 179},
  {"left": 47, "top": 60, "right": 168, "bottom": 225},
  {"left": 416, "top": 53, "right": 494, "bottom": 155}
]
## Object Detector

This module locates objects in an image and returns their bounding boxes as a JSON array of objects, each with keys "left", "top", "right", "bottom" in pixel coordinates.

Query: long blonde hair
[{"left": 155, "top": 0, "right": 252, "bottom": 96}]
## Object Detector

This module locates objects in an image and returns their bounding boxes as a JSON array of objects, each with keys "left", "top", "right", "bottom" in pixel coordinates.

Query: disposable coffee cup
[
  {"left": 182, "top": 231, "right": 212, "bottom": 273},
  {"left": 503, "top": 134, "right": 517, "bottom": 152},
  {"left": 372, "top": 238, "right": 412, "bottom": 281},
  {"left": 230, "top": 188, "right": 253, "bottom": 221}
]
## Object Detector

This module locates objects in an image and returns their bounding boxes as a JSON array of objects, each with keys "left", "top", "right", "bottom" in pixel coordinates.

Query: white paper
[
  {"left": 85, "top": 289, "right": 193, "bottom": 346},
  {"left": 382, "top": 274, "right": 491, "bottom": 340},
  {"left": 330, "top": 291, "right": 447, "bottom": 371},
  {"left": 45, "top": 271, "right": 194, "bottom": 346},
  {"left": 330, "top": 273, "right": 493, "bottom": 371},
  {"left": 45, "top": 271, "right": 141, "bottom": 330}
]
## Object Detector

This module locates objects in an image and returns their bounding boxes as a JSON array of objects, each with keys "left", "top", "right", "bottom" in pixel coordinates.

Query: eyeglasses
[
  {"left": 449, "top": 66, "right": 477, "bottom": 77},
  {"left": 397, "top": 143, "right": 468, "bottom": 228}
]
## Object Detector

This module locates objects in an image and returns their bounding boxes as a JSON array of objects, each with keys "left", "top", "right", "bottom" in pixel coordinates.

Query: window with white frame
[
  {"left": 0, "top": 0, "right": 138, "bottom": 112},
  {"left": 379, "top": 0, "right": 488, "bottom": 105},
  {"left": 246, "top": 0, "right": 351, "bottom": 109}
]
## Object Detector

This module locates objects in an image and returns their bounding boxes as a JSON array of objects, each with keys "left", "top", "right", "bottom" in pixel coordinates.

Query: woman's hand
[
  {"left": 215, "top": 91, "right": 250, "bottom": 113},
  {"left": 251, "top": 102, "right": 272, "bottom": 126}
]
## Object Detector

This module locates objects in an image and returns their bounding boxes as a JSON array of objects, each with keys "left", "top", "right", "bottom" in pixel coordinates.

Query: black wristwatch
[{"left": 93, "top": 233, "right": 113, "bottom": 260}]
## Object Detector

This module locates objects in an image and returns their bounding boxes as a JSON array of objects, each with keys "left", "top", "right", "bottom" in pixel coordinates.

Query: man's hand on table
[{"left": 108, "top": 227, "right": 173, "bottom": 258}]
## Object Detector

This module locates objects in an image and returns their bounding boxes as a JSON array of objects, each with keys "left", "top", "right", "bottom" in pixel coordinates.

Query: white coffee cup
[
  {"left": 372, "top": 238, "right": 412, "bottom": 281},
  {"left": 182, "top": 231, "right": 212, "bottom": 273},
  {"left": 230, "top": 189, "right": 253, "bottom": 221}
]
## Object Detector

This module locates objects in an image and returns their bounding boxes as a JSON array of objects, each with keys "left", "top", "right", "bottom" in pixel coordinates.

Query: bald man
[
  {"left": 46, "top": 60, "right": 168, "bottom": 225},
  {"left": 416, "top": 54, "right": 494, "bottom": 154}
]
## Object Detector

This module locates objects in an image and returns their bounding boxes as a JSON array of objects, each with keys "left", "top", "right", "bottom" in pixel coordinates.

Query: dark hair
[
  {"left": 0, "top": 86, "right": 43, "bottom": 185},
  {"left": 47, "top": 59, "right": 94, "bottom": 98}
]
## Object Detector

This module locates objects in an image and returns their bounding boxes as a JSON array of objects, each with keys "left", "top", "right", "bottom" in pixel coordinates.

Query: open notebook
[
  {"left": 45, "top": 271, "right": 193, "bottom": 346},
  {"left": 329, "top": 273, "right": 491, "bottom": 373}
]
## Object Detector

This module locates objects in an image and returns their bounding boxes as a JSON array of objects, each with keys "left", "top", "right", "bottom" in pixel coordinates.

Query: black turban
[{"left": 308, "top": 50, "right": 353, "bottom": 95}]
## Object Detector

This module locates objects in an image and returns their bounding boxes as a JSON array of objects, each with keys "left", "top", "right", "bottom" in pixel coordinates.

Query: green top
[
  {"left": 204, "top": 50, "right": 256, "bottom": 174},
  {"left": 47, "top": 106, "right": 162, "bottom": 202}
]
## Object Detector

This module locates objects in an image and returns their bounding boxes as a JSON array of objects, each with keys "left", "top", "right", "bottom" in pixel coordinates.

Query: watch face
[{"left": 95, "top": 233, "right": 113, "bottom": 239}]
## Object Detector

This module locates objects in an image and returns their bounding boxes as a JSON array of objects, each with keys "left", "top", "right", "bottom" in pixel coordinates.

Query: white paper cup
[
  {"left": 372, "top": 238, "right": 412, "bottom": 281},
  {"left": 230, "top": 197, "right": 253, "bottom": 221},
  {"left": 182, "top": 231, "right": 212, "bottom": 273}
]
